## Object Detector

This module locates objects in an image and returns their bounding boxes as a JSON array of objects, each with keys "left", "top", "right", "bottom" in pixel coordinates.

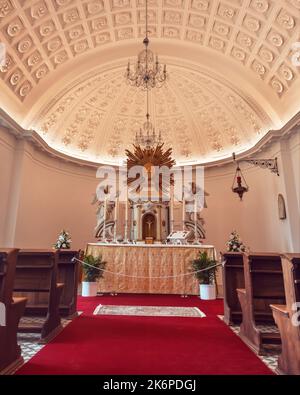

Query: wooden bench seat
[
  {"left": 0, "top": 249, "right": 27, "bottom": 374},
  {"left": 271, "top": 253, "right": 300, "bottom": 375},
  {"left": 13, "top": 249, "right": 64, "bottom": 343},
  {"left": 237, "top": 252, "right": 285, "bottom": 355}
]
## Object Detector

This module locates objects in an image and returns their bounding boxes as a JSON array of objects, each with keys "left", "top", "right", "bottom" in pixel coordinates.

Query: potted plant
[
  {"left": 191, "top": 251, "right": 217, "bottom": 300},
  {"left": 82, "top": 254, "right": 106, "bottom": 297}
]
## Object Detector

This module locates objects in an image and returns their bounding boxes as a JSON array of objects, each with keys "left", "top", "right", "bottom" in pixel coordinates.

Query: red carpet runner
[{"left": 16, "top": 295, "right": 273, "bottom": 375}]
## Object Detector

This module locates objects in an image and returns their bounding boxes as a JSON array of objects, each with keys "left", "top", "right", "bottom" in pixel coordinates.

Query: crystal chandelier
[
  {"left": 135, "top": 114, "right": 163, "bottom": 149},
  {"left": 135, "top": 89, "right": 163, "bottom": 149},
  {"left": 125, "top": 0, "right": 167, "bottom": 90}
]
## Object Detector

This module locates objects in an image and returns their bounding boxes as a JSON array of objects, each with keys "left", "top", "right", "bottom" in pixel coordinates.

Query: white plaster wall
[
  {"left": 290, "top": 132, "right": 300, "bottom": 210},
  {"left": 203, "top": 137, "right": 299, "bottom": 254},
  {"left": 0, "top": 126, "right": 15, "bottom": 246},
  {"left": 0, "top": 127, "right": 299, "bottom": 257}
]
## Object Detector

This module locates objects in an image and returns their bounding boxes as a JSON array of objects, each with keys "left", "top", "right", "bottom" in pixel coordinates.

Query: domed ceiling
[{"left": 0, "top": 0, "right": 299, "bottom": 165}]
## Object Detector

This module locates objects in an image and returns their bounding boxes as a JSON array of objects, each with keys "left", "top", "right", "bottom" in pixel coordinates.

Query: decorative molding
[{"left": 0, "top": 108, "right": 299, "bottom": 170}]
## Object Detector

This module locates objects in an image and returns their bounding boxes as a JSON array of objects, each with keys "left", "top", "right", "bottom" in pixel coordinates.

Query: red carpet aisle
[{"left": 16, "top": 295, "right": 273, "bottom": 375}]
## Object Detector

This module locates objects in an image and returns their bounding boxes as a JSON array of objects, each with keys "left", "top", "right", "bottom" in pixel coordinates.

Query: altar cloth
[{"left": 85, "top": 243, "right": 217, "bottom": 295}]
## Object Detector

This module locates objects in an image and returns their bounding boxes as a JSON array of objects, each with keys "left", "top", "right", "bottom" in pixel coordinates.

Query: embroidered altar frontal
[{"left": 85, "top": 244, "right": 216, "bottom": 295}]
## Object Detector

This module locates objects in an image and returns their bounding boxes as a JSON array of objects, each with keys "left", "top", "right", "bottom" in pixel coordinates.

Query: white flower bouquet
[
  {"left": 226, "top": 230, "right": 246, "bottom": 252},
  {"left": 53, "top": 229, "right": 72, "bottom": 249}
]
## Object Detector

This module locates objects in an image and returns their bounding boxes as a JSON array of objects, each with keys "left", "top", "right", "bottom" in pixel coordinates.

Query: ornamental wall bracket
[{"left": 232, "top": 152, "right": 279, "bottom": 176}]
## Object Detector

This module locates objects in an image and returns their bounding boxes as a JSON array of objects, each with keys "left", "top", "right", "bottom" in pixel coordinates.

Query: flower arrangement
[
  {"left": 226, "top": 230, "right": 246, "bottom": 252},
  {"left": 53, "top": 229, "right": 72, "bottom": 249}
]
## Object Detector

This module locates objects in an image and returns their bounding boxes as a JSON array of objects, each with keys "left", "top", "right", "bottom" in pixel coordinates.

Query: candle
[
  {"left": 103, "top": 198, "right": 107, "bottom": 241},
  {"left": 170, "top": 187, "right": 174, "bottom": 220},
  {"left": 114, "top": 197, "right": 119, "bottom": 221},
  {"left": 194, "top": 197, "right": 197, "bottom": 240},
  {"left": 124, "top": 188, "right": 129, "bottom": 241},
  {"left": 170, "top": 186, "right": 174, "bottom": 232},
  {"left": 125, "top": 200, "right": 128, "bottom": 222},
  {"left": 182, "top": 197, "right": 185, "bottom": 228}
]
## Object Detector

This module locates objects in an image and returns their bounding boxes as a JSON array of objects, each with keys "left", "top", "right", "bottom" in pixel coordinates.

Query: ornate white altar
[{"left": 92, "top": 189, "right": 207, "bottom": 243}]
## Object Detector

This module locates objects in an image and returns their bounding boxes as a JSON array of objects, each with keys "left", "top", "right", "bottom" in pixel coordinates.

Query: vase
[
  {"left": 82, "top": 281, "right": 98, "bottom": 297},
  {"left": 199, "top": 284, "right": 216, "bottom": 300}
]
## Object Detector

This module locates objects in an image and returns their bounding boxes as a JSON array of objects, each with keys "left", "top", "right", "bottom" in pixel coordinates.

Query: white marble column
[
  {"left": 157, "top": 205, "right": 162, "bottom": 241},
  {"left": 137, "top": 205, "right": 143, "bottom": 240},
  {"left": 182, "top": 198, "right": 186, "bottom": 230}
]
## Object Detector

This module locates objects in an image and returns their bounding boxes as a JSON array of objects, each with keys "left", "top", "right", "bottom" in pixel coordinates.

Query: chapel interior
[{"left": 0, "top": 0, "right": 299, "bottom": 377}]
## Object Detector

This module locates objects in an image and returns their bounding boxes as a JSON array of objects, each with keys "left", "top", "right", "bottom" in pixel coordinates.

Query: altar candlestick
[
  {"left": 103, "top": 198, "right": 107, "bottom": 241},
  {"left": 182, "top": 197, "right": 185, "bottom": 229},
  {"left": 114, "top": 197, "right": 119, "bottom": 241},
  {"left": 124, "top": 188, "right": 129, "bottom": 242},
  {"left": 115, "top": 197, "right": 119, "bottom": 221},
  {"left": 125, "top": 198, "right": 128, "bottom": 222},
  {"left": 170, "top": 186, "right": 174, "bottom": 233},
  {"left": 194, "top": 198, "right": 197, "bottom": 241}
]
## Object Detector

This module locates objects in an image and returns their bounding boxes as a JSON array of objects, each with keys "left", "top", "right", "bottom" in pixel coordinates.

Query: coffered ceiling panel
[{"left": 0, "top": 0, "right": 299, "bottom": 164}]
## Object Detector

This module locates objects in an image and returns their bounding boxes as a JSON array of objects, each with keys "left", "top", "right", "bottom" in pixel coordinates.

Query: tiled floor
[
  {"left": 18, "top": 316, "right": 72, "bottom": 364},
  {"left": 218, "top": 315, "right": 280, "bottom": 373}
]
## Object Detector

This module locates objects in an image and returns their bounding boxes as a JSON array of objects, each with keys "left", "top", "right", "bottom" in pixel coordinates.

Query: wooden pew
[
  {"left": 271, "top": 253, "right": 300, "bottom": 375},
  {"left": 13, "top": 250, "right": 64, "bottom": 343},
  {"left": 56, "top": 249, "right": 80, "bottom": 318},
  {"left": 237, "top": 252, "right": 285, "bottom": 355},
  {"left": 221, "top": 252, "right": 244, "bottom": 325},
  {"left": 0, "top": 249, "right": 27, "bottom": 373}
]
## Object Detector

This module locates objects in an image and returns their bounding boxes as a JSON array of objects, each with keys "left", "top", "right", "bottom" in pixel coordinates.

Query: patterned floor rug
[{"left": 93, "top": 304, "right": 206, "bottom": 318}]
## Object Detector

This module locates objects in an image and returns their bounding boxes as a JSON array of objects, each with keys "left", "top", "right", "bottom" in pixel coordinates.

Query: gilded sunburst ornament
[{"left": 125, "top": 143, "right": 176, "bottom": 196}]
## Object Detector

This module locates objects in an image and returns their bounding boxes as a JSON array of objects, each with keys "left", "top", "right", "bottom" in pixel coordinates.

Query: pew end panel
[
  {"left": 271, "top": 254, "right": 300, "bottom": 375},
  {"left": 237, "top": 288, "right": 263, "bottom": 354},
  {"left": 41, "top": 283, "right": 64, "bottom": 343},
  {"left": 221, "top": 252, "right": 245, "bottom": 325},
  {"left": 238, "top": 253, "right": 284, "bottom": 355},
  {"left": 56, "top": 250, "right": 80, "bottom": 319},
  {"left": 14, "top": 250, "right": 64, "bottom": 342},
  {"left": 0, "top": 249, "right": 27, "bottom": 373}
]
